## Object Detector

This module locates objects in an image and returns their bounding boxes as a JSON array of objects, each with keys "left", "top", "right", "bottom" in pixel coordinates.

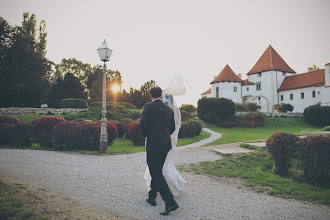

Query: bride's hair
[{"left": 150, "top": 87, "right": 162, "bottom": 98}]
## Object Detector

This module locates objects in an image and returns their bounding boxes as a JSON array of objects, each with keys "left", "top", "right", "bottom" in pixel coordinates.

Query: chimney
[
  {"left": 237, "top": 73, "right": 242, "bottom": 79},
  {"left": 325, "top": 63, "right": 330, "bottom": 87},
  {"left": 308, "top": 67, "right": 313, "bottom": 72}
]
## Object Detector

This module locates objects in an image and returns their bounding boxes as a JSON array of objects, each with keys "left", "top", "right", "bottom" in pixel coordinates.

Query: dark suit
[{"left": 138, "top": 99, "right": 176, "bottom": 207}]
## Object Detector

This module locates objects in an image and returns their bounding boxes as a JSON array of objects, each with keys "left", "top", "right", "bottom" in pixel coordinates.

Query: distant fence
[
  {"left": 0, "top": 107, "right": 85, "bottom": 115},
  {"left": 235, "top": 112, "right": 303, "bottom": 118}
]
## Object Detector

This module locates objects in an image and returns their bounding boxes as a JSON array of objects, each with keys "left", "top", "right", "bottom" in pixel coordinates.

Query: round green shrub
[
  {"left": 121, "top": 118, "right": 133, "bottom": 124},
  {"left": 197, "top": 97, "right": 235, "bottom": 124},
  {"left": 187, "top": 119, "right": 202, "bottom": 135},
  {"left": 273, "top": 103, "right": 294, "bottom": 112},
  {"left": 0, "top": 116, "right": 19, "bottom": 124},
  {"left": 179, "top": 104, "right": 197, "bottom": 114},
  {"left": 243, "top": 102, "right": 258, "bottom": 112},
  {"left": 266, "top": 132, "right": 299, "bottom": 177},
  {"left": 181, "top": 110, "right": 193, "bottom": 122},
  {"left": 178, "top": 122, "right": 195, "bottom": 138},
  {"left": 303, "top": 104, "right": 330, "bottom": 126},
  {"left": 61, "top": 98, "right": 88, "bottom": 108},
  {"left": 322, "top": 126, "right": 330, "bottom": 131}
]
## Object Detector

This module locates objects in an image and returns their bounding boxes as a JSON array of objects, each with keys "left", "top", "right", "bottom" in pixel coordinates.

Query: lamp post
[{"left": 97, "top": 40, "right": 112, "bottom": 153}]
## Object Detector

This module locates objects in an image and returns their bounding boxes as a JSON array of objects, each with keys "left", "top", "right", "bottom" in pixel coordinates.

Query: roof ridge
[{"left": 270, "top": 46, "right": 273, "bottom": 69}]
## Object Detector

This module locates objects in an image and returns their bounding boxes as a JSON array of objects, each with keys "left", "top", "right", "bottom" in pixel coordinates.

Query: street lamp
[{"left": 97, "top": 40, "right": 113, "bottom": 153}]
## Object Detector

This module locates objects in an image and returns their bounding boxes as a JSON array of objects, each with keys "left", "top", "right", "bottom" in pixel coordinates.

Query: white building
[{"left": 201, "top": 45, "right": 330, "bottom": 113}]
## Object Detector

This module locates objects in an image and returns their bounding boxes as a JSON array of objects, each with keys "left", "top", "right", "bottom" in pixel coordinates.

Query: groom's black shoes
[
  {"left": 146, "top": 198, "right": 156, "bottom": 206},
  {"left": 160, "top": 204, "right": 179, "bottom": 215}
]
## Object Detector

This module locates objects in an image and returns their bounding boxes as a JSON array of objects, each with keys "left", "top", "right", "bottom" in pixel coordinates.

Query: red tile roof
[
  {"left": 247, "top": 45, "right": 296, "bottom": 75},
  {"left": 211, "top": 64, "right": 242, "bottom": 84},
  {"left": 242, "top": 79, "right": 255, "bottom": 86},
  {"left": 201, "top": 88, "right": 211, "bottom": 95},
  {"left": 278, "top": 69, "right": 325, "bottom": 91}
]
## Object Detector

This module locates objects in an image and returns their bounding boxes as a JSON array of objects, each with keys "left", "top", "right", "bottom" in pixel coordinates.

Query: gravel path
[{"left": 0, "top": 129, "right": 329, "bottom": 220}]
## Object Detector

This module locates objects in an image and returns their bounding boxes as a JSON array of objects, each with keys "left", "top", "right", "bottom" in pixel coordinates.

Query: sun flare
[{"left": 112, "top": 84, "right": 120, "bottom": 93}]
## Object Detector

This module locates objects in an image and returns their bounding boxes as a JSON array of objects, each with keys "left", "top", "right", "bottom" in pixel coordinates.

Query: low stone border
[
  {"left": 235, "top": 112, "right": 303, "bottom": 118},
  {"left": 0, "top": 107, "right": 85, "bottom": 115}
]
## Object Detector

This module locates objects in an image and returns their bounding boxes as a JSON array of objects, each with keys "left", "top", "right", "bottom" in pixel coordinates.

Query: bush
[
  {"left": 106, "top": 121, "right": 118, "bottom": 144},
  {"left": 187, "top": 119, "right": 202, "bottom": 135},
  {"left": 266, "top": 132, "right": 299, "bottom": 177},
  {"left": 322, "top": 126, "right": 330, "bottom": 131},
  {"left": 31, "top": 116, "right": 65, "bottom": 148},
  {"left": 53, "top": 121, "right": 100, "bottom": 151},
  {"left": 128, "top": 120, "right": 145, "bottom": 146},
  {"left": 273, "top": 103, "right": 294, "bottom": 112},
  {"left": 121, "top": 118, "right": 133, "bottom": 124},
  {"left": 219, "top": 120, "right": 235, "bottom": 128},
  {"left": 303, "top": 104, "right": 330, "bottom": 126},
  {"left": 235, "top": 103, "right": 244, "bottom": 112},
  {"left": 243, "top": 112, "right": 265, "bottom": 127},
  {"left": 0, "top": 123, "right": 14, "bottom": 145},
  {"left": 243, "top": 102, "right": 258, "bottom": 112},
  {"left": 61, "top": 98, "right": 88, "bottom": 108},
  {"left": 0, "top": 116, "right": 19, "bottom": 124},
  {"left": 198, "top": 97, "right": 235, "bottom": 124},
  {"left": 295, "top": 136, "right": 330, "bottom": 185},
  {"left": 178, "top": 122, "right": 195, "bottom": 138},
  {"left": 11, "top": 122, "right": 33, "bottom": 147},
  {"left": 115, "top": 122, "right": 126, "bottom": 138},
  {"left": 180, "top": 104, "right": 197, "bottom": 114},
  {"left": 181, "top": 110, "right": 193, "bottom": 122}
]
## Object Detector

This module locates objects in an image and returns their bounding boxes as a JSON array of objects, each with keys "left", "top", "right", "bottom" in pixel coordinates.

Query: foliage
[
  {"left": 180, "top": 104, "right": 197, "bottom": 114},
  {"left": 303, "top": 104, "right": 330, "bottom": 126},
  {"left": 47, "top": 72, "right": 88, "bottom": 108},
  {"left": 234, "top": 112, "right": 265, "bottom": 128},
  {"left": 0, "top": 13, "right": 51, "bottom": 107},
  {"left": 7, "top": 115, "right": 64, "bottom": 122},
  {"left": 31, "top": 116, "right": 64, "bottom": 147},
  {"left": 0, "top": 123, "right": 14, "bottom": 145},
  {"left": 295, "top": 136, "right": 330, "bottom": 185},
  {"left": 178, "top": 122, "right": 195, "bottom": 138},
  {"left": 0, "top": 116, "right": 20, "bottom": 124},
  {"left": 235, "top": 103, "right": 244, "bottom": 112},
  {"left": 219, "top": 120, "right": 235, "bottom": 128},
  {"left": 64, "top": 101, "right": 141, "bottom": 122},
  {"left": 197, "top": 97, "right": 235, "bottom": 124},
  {"left": 11, "top": 122, "right": 33, "bottom": 147},
  {"left": 128, "top": 120, "right": 145, "bottom": 146},
  {"left": 242, "top": 102, "right": 258, "bottom": 112},
  {"left": 180, "top": 110, "right": 193, "bottom": 122},
  {"left": 61, "top": 98, "right": 88, "bottom": 108},
  {"left": 52, "top": 121, "right": 100, "bottom": 151},
  {"left": 115, "top": 122, "right": 126, "bottom": 138},
  {"left": 187, "top": 119, "right": 202, "bottom": 135},
  {"left": 273, "top": 103, "right": 294, "bottom": 112},
  {"left": 121, "top": 118, "right": 133, "bottom": 124},
  {"left": 266, "top": 132, "right": 299, "bottom": 177},
  {"left": 322, "top": 126, "right": 330, "bottom": 131}
]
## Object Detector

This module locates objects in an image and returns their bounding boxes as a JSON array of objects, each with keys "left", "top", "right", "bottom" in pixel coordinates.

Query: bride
[{"left": 144, "top": 75, "right": 187, "bottom": 196}]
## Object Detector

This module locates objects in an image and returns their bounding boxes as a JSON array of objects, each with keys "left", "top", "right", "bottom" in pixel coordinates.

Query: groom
[{"left": 138, "top": 87, "right": 179, "bottom": 216}]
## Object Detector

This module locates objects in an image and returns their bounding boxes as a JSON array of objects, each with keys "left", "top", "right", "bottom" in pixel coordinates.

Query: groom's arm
[{"left": 138, "top": 103, "right": 150, "bottom": 137}]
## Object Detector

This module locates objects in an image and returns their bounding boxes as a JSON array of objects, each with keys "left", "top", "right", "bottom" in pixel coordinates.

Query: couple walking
[{"left": 138, "top": 85, "right": 186, "bottom": 216}]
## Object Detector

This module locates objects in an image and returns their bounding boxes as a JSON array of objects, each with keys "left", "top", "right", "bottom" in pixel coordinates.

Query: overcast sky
[{"left": 1, "top": 0, "right": 329, "bottom": 107}]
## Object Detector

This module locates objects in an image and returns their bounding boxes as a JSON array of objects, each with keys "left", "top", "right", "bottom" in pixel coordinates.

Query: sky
[{"left": 1, "top": 0, "right": 330, "bottom": 107}]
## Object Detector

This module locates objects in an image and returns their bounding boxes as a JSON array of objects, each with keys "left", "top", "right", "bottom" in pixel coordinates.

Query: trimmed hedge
[
  {"left": 197, "top": 97, "right": 235, "bottom": 124},
  {"left": 115, "top": 122, "right": 126, "bottom": 138},
  {"left": 178, "top": 122, "right": 195, "bottom": 138},
  {"left": 273, "top": 103, "right": 294, "bottom": 113},
  {"left": 266, "top": 132, "right": 299, "bottom": 177},
  {"left": 242, "top": 102, "right": 258, "bottom": 112},
  {"left": 128, "top": 120, "right": 145, "bottom": 146},
  {"left": 0, "top": 123, "right": 14, "bottom": 145},
  {"left": 0, "top": 116, "right": 19, "bottom": 124},
  {"left": 11, "top": 122, "right": 33, "bottom": 147},
  {"left": 303, "top": 104, "right": 330, "bottom": 126},
  {"left": 61, "top": 98, "right": 88, "bottom": 108},
  {"left": 179, "top": 104, "right": 197, "bottom": 114},
  {"left": 234, "top": 112, "right": 265, "bottom": 128},
  {"left": 181, "top": 110, "right": 193, "bottom": 122},
  {"left": 187, "top": 119, "right": 202, "bottom": 136}
]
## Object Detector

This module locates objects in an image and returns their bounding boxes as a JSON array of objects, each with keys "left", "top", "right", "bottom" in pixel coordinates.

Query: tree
[
  {"left": 312, "top": 65, "right": 320, "bottom": 71},
  {"left": 54, "top": 58, "right": 92, "bottom": 81},
  {"left": 47, "top": 72, "right": 87, "bottom": 108},
  {"left": 0, "top": 13, "right": 52, "bottom": 107}
]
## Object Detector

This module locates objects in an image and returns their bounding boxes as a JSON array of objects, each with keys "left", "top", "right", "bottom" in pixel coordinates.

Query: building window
[
  {"left": 318, "top": 91, "right": 320, "bottom": 95},
  {"left": 246, "top": 87, "right": 249, "bottom": 91},
  {"left": 290, "top": 94, "right": 293, "bottom": 100},
  {"left": 216, "top": 87, "right": 219, "bottom": 98},
  {"left": 256, "top": 82, "right": 261, "bottom": 91},
  {"left": 258, "top": 97, "right": 261, "bottom": 101},
  {"left": 234, "top": 86, "right": 237, "bottom": 92},
  {"left": 281, "top": 95, "right": 283, "bottom": 101},
  {"left": 257, "top": 72, "right": 261, "bottom": 77},
  {"left": 301, "top": 92, "right": 304, "bottom": 99},
  {"left": 312, "top": 91, "right": 315, "bottom": 98}
]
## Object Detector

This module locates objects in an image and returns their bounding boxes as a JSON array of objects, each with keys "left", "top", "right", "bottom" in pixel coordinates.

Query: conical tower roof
[
  {"left": 247, "top": 45, "right": 296, "bottom": 75},
  {"left": 211, "top": 64, "right": 242, "bottom": 84}
]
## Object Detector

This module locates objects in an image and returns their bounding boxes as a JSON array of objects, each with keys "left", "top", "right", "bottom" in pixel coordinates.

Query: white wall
[{"left": 211, "top": 81, "right": 242, "bottom": 103}]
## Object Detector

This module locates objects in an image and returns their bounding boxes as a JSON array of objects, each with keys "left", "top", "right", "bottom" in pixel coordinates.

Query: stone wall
[
  {"left": 235, "top": 111, "right": 303, "bottom": 118},
  {"left": 0, "top": 107, "right": 85, "bottom": 115}
]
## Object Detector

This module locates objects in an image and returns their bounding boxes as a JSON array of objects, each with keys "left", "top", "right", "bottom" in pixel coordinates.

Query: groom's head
[{"left": 150, "top": 87, "right": 162, "bottom": 99}]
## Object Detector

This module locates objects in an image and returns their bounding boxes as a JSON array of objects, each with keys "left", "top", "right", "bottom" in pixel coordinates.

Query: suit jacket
[{"left": 138, "top": 99, "right": 175, "bottom": 155}]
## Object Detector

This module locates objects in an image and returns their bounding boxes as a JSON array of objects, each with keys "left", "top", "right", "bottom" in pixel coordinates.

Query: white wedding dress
[{"left": 144, "top": 75, "right": 187, "bottom": 196}]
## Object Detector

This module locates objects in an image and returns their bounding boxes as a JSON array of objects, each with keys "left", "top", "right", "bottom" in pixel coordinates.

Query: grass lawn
[
  {"left": 183, "top": 148, "right": 330, "bottom": 205},
  {"left": 205, "top": 118, "right": 322, "bottom": 146}
]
